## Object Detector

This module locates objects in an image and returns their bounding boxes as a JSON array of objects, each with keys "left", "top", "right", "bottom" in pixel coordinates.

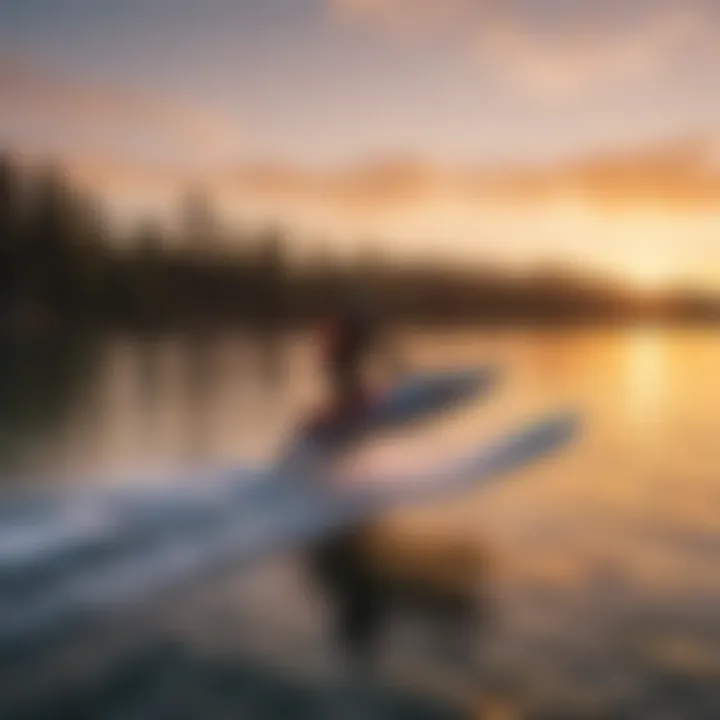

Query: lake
[{"left": 1, "top": 327, "right": 719, "bottom": 718}]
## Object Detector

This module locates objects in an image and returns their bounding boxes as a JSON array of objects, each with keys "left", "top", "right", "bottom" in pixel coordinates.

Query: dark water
[{"left": 1, "top": 328, "right": 720, "bottom": 718}]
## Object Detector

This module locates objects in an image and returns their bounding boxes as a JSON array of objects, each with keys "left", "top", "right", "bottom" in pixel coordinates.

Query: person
[
  {"left": 317, "top": 288, "right": 400, "bottom": 423},
  {"left": 306, "top": 288, "right": 404, "bottom": 678}
]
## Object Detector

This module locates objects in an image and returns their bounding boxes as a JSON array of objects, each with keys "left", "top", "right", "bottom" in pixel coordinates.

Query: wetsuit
[
  {"left": 311, "top": 301, "right": 388, "bottom": 662},
  {"left": 320, "top": 304, "right": 377, "bottom": 411}
]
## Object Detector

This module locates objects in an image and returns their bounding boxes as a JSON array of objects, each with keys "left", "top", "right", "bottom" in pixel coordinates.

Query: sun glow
[{"left": 624, "top": 259, "right": 676, "bottom": 291}]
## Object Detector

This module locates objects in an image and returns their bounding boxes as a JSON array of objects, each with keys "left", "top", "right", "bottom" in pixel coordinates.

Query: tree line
[{"left": 0, "top": 153, "right": 717, "bottom": 334}]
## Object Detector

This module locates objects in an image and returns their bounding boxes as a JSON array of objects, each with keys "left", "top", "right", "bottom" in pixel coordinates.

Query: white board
[{"left": 0, "top": 411, "right": 578, "bottom": 658}]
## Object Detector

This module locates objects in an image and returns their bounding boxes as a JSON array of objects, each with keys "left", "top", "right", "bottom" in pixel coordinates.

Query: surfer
[
  {"left": 308, "top": 289, "right": 404, "bottom": 680},
  {"left": 320, "top": 288, "right": 403, "bottom": 416},
  {"left": 310, "top": 289, "right": 492, "bottom": 697}
]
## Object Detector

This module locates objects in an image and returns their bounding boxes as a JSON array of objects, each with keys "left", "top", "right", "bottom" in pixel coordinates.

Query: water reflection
[
  {"left": 623, "top": 328, "right": 669, "bottom": 432},
  {"left": 1, "top": 328, "right": 720, "bottom": 717},
  {"left": 0, "top": 333, "right": 103, "bottom": 481}
]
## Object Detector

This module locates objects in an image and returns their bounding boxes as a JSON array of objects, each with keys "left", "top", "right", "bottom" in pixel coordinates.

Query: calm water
[{"left": 2, "top": 327, "right": 720, "bottom": 717}]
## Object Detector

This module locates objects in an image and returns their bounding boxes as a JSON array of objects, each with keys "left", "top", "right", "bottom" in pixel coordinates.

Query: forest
[{"left": 1, "top": 153, "right": 717, "bottom": 335}]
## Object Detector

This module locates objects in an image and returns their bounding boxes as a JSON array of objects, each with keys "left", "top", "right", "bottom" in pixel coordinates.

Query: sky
[{"left": 2, "top": 0, "right": 720, "bottom": 287}]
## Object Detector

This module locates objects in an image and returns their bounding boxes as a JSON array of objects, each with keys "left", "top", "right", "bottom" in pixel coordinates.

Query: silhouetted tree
[
  {"left": 0, "top": 154, "right": 714, "bottom": 333},
  {"left": 179, "top": 187, "right": 219, "bottom": 253},
  {"left": 0, "top": 154, "right": 22, "bottom": 316},
  {"left": 21, "top": 166, "right": 102, "bottom": 319},
  {"left": 128, "top": 219, "right": 168, "bottom": 324},
  {"left": 252, "top": 227, "right": 288, "bottom": 327}
]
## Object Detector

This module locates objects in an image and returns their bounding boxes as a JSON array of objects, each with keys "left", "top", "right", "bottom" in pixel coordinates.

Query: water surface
[{"left": 1, "top": 327, "right": 719, "bottom": 717}]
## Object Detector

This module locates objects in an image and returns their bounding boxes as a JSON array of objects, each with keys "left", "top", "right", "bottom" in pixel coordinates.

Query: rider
[
  {"left": 318, "top": 287, "right": 401, "bottom": 421},
  {"left": 312, "top": 287, "right": 406, "bottom": 671}
]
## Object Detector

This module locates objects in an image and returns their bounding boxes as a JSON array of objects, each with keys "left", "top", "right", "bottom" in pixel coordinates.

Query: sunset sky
[{"left": 2, "top": 0, "right": 720, "bottom": 287}]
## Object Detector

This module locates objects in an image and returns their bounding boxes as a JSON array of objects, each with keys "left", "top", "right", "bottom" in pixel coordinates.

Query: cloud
[
  {"left": 229, "top": 137, "right": 720, "bottom": 211},
  {"left": 221, "top": 157, "right": 443, "bottom": 210},
  {"left": 329, "top": 0, "right": 711, "bottom": 98},
  {"left": 66, "top": 135, "right": 720, "bottom": 214},
  {"left": 55, "top": 136, "right": 720, "bottom": 281},
  {"left": 0, "top": 51, "right": 243, "bottom": 163},
  {"left": 473, "top": 7, "right": 703, "bottom": 97}
]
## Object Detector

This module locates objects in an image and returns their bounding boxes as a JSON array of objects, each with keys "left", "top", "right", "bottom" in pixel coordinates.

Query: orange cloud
[
  {"left": 550, "top": 137, "right": 720, "bottom": 208},
  {"left": 0, "top": 51, "right": 243, "bottom": 162},
  {"left": 228, "top": 137, "right": 720, "bottom": 212},
  {"left": 67, "top": 135, "right": 720, "bottom": 212},
  {"left": 221, "top": 158, "right": 442, "bottom": 210}
]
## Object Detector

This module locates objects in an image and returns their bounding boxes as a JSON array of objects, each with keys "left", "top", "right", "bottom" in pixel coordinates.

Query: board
[
  {"left": 0, "top": 411, "right": 578, "bottom": 659},
  {"left": 0, "top": 367, "right": 497, "bottom": 601},
  {"left": 281, "top": 365, "right": 499, "bottom": 464},
  {"left": 0, "top": 367, "right": 496, "bottom": 573}
]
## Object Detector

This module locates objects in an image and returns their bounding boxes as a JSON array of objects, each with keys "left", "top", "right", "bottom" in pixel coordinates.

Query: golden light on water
[{"left": 624, "top": 328, "right": 669, "bottom": 428}]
